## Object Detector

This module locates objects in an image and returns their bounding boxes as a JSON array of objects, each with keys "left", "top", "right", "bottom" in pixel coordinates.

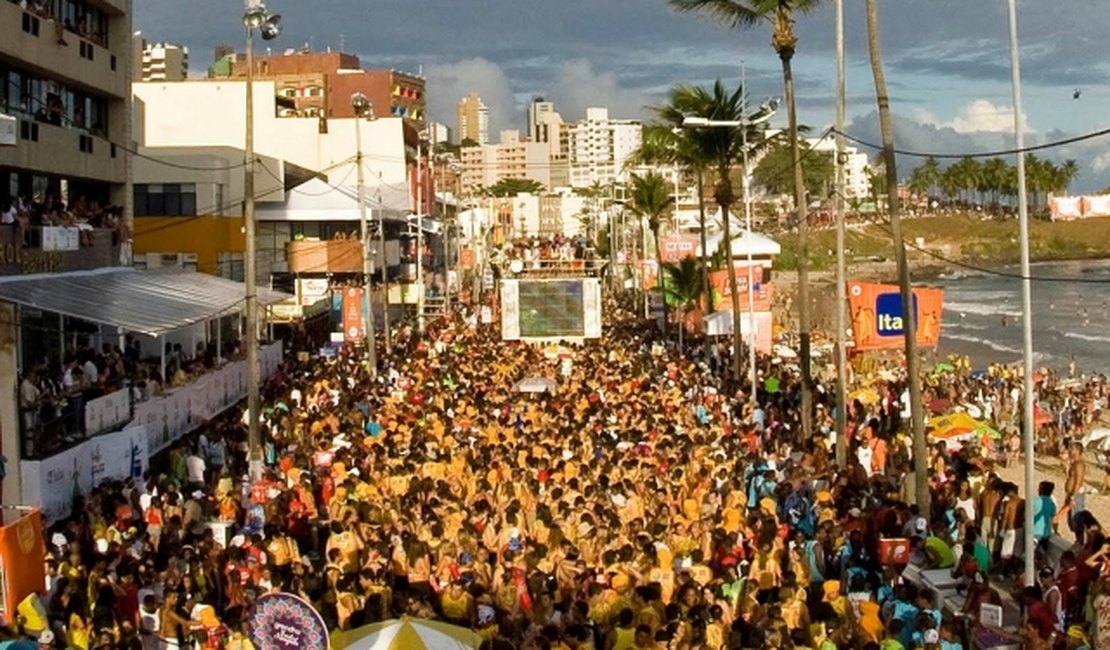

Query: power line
[{"left": 832, "top": 126, "right": 1110, "bottom": 160}]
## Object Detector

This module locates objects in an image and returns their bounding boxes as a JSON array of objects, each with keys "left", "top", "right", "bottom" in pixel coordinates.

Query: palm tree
[
  {"left": 651, "top": 81, "right": 758, "bottom": 382},
  {"left": 628, "top": 172, "right": 676, "bottom": 333},
  {"left": 662, "top": 257, "right": 705, "bottom": 353},
  {"left": 671, "top": 0, "right": 823, "bottom": 431},
  {"left": 864, "top": 0, "right": 928, "bottom": 518}
]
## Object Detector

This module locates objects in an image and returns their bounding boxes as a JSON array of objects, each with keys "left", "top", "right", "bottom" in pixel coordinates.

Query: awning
[{"left": 0, "top": 267, "right": 291, "bottom": 336}]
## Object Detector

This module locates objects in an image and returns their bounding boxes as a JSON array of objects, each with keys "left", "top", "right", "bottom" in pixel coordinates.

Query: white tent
[
  {"left": 700, "top": 228, "right": 782, "bottom": 258},
  {"left": 256, "top": 178, "right": 413, "bottom": 222}
]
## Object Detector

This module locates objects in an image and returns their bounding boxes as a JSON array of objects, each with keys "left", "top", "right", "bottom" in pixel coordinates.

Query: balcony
[
  {"left": 0, "top": 117, "right": 125, "bottom": 184},
  {"left": 0, "top": 225, "right": 121, "bottom": 276}
]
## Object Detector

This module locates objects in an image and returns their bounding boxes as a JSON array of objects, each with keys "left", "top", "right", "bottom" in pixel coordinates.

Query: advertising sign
[
  {"left": 659, "top": 235, "right": 700, "bottom": 262},
  {"left": 341, "top": 287, "right": 364, "bottom": 342},
  {"left": 847, "top": 281, "right": 944, "bottom": 351},
  {"left": 247, "top": 593, "right": 329, "bottom": 650},
  {"left": 708, "top": 265, "right": 772, "bottom": 311}
]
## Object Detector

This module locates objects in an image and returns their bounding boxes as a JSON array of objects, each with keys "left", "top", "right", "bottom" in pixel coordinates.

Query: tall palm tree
[
  {"left": 629, "top": 172, "right": 676, "bottom": 333},
  {"left": 652, "top": 81, "right": 762, "bottom": 382},
  {"left": 662, "top": 257, "right": 705, "bottom": 354},
  {"left": 671, "top": 0, "right": 824, "bottom": 431},
  {"left": 864, "top": 0, "right": 928, "bottom": 518}
]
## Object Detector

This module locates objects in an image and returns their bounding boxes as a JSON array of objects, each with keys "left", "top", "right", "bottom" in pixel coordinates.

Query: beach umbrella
[
  {"left": 1082, "top": 427, "right": 1110, "bottom": 447},
  {"left": 849, "top": 387, "right": 880, "bottom": 405},
  {"left": 332, "top": 618, "right": 482, "bottom": 650},
  {"left": 933, "top": 362, "right": 955, "bottom": 374},
  {"left": 928, "top": 412, "right": 980, "bottom": 439},
  {"left": 1033, "top": 406, "right": 1053, "bottom": 427}
]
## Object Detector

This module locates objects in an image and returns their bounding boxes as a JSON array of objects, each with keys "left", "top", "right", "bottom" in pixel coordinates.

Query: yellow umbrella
[
  {"left": 332, "top": 618, "right": 482, "bottom": 650},
  {"left": 849, "top": 387, "right": 880, "bottom": 405}
]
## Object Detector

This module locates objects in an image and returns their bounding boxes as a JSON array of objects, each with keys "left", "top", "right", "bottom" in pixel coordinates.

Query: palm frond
[{"left": 669, "top": 0, "right": 764, "bottom": 28}]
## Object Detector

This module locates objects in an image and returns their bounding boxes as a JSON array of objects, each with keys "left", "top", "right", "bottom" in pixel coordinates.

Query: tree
[
  {"left": 628, "top": 172, "right": 676, "bottom": 333},
  {"left": 865, "top": 0, "right": 928, "bottom": 519},
  {"left": 650, "top": 80, "right": 760, "bottom": 383},
  {"left": 752, "top": 137, "right": 833, "bottom": 198},
  {"left": 486, "top": 178, "right": 544, "bottom": 198},
  {"left": 670, "top": 0, "right": 824, "bottom": 433},
  {"left": 662, "top": 257, "right": 705, "bottom": 353}
]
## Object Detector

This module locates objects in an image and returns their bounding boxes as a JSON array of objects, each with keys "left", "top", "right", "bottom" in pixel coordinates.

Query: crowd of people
[{"left": 13, "top": 295, "right": 1110, "bottom": 650}]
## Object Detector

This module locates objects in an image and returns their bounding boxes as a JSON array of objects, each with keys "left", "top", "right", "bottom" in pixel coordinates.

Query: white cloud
[
  {"left": 424, "top": 58, "right": 518, "bottom": 136},
  {"left": 547, "top": 59, "right": 652, "bottom": 122},
  {"left": 945, "top": 99, "right": 1031, "bottom": 134},
  {"left": 1092, "top": 152, "right": 1110, "bottom": 174}
]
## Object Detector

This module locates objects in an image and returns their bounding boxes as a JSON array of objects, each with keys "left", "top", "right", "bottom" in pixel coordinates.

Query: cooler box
[{"left": 879, "top": 537, "right": 910, "bottom": 565}]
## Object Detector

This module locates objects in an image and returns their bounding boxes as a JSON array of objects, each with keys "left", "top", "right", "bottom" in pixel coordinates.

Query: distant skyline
[{"left": 135, "top": 0, "right": 1110, "bottom": 191}]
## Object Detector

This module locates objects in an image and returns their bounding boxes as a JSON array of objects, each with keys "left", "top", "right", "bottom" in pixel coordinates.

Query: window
[
  {"left": 279, "top": 87, "right": 297, "bottom": 98},
  {"left": 134, "top": 183, "right": 197, "bottom": 216},
  {"left": 304, "top": 86, "right": 322, "bottom": 98},
  {"left": 22, "top": 13, "right": 40, "bottom": 36}
]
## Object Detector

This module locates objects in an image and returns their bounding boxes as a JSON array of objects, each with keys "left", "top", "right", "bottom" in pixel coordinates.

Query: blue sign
[{"left": 874, "top": 292, "right": 917, "bottom": 336}]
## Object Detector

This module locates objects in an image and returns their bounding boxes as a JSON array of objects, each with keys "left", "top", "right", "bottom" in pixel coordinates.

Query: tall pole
[
  {"left": 1006, "top": 0, "right": 1036, "bottom": 587},
  {"left": 353, "top": 101, "right": 377, "bottom": 378},
  {"left": 243, "top": 22, "right": 262, "bottom": 483},
  {"left": 834, "top": 0, "right": 849, "bottom": 467},
  {"left": 741, "top": 124, "right": 758, "bottom": 407},
  {"left": 378, "top": 175, "right": 391, "bottom": 355},
  {"left": 416, "top": 138, "right": 426, "bottom": 335}
]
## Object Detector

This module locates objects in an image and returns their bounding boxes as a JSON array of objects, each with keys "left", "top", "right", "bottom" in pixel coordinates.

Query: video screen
[{"left": 517, "top": 280, "right": 585, "bottom": 338}]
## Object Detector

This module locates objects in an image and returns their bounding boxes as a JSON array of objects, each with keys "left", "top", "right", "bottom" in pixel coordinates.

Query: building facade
[
  {"left": 568, "top": 107, "right": 641, "bottom": 189},
  {"left": 210, "top": 49, "right": 426, "bottom": 126},
  {"left": 133, "top": 34, "right": 187, "bottom": 82},
  {"left": 458, "top": 130, "right": 551, "bottom": 196},
  {"left": 456, "top": 92, "right": 488, "bottom": 145},
  {"left": 527, "top": 97, "right": 554, "bottom": 144}
]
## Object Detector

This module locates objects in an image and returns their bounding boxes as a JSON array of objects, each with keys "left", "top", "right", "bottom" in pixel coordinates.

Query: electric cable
[{"left": 831, "top": 126, "right": 1110, "bottom": 160}]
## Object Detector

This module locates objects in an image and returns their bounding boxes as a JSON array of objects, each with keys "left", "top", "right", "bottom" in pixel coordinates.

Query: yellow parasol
[
  {"left": 849, "top": 387, "right": 881, "bottom": 405},
  {"left": 332, "top": 618, "right": 482, "bottom": 650}
]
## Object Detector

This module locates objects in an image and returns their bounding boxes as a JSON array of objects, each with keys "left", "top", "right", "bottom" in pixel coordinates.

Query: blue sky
[{"left": 135, "top": 0, "right": 1110, "bottom": 191}]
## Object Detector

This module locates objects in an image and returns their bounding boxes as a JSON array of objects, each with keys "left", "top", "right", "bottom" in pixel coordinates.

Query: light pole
[
  {"left": 415, "top": 133, "right": 427, "bottom": 335},
  {"left": 351, "top": 92, "right": 377, "bottom": 378},
  {"left": 242, "top": 0, "right": 280, "bottom": 483},
  {"left": 683, "top": 99, "right": 778, "bottom": 404},
  {"left": 375, "top": 169, "right": 392, "bottom": 355},
  {"left": 1005, "top": 0, "right": 1036, "bottom": 587},
  {"left": 834, "top": 0, "right": 849, "bottom": 467}
]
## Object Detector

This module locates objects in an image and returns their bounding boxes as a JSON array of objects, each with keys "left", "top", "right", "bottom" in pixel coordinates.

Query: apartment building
[
  {"left": 568, "top": 107, "right": 641, "bottom": 189},
  {"left": 456, "top": 92, "right": 489, "bottom": 145},
  {"left": 458, "top": 130, "right": 551, "bottom": 195},
  {"left": 133, "top": 34, "right": 187, "bottom": 81}
]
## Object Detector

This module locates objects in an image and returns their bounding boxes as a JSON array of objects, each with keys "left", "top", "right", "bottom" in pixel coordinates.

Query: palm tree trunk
[
  {"left": 783, "top": 52, "right": 814, "bottom": 438},
  {"left": 678, "top": 309, "right": 685, "bottom": 353},
  {"left": 723, "top": 200, "right": 743, "bottom": 383},
  {"left": 865, "top": 0, "right": 929, "bottom": 520},
  {"left": 654, "top": 224, "right": 668, "bottom": 338}
]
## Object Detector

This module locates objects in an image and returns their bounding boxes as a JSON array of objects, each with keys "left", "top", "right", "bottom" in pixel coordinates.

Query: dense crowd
[{"left": 14, "top": 297, "right": 1110, "bottom": 650}]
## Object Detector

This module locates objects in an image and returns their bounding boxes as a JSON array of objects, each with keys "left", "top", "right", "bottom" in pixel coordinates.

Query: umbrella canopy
[
  {"left": 928, "top": 412, "right": 1001, "bottom": 441},
  {"left": 333, "top": 618, "right": 482, "bottom": 650},
  {"left": 514, "top": 376, "right": 557, "bottom": 394},
  {"left": 933, "top": 362, "right": 955, "bottom": 374},
  {"left": 1033, "top": 405, "right": 1054, "bottom": 426}
]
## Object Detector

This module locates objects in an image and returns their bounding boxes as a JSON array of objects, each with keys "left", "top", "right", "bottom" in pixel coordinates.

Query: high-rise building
[
  {"left": 568, "top": 107, "right": 642, "bottom": 188},
  {"left": 456, "top": 92, "right": 489, "bottom": 145},
  {"left": 528, "top": 97, "right": 555, "bottom": 143},
  {"left": 133, "top": 34, "right": 188, "bottom": 81},
  {"left": 209, "top": 49, "right": 425, "bottom": 125},
  {"left": 427, "top": 121, "right": 452, "bottom": 147}
]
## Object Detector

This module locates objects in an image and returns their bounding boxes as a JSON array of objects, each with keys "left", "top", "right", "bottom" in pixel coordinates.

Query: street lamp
[
  {"left": 351, "top": 92, "right": 377, "bottom": 378},
  {"left": 242, "top": 0, "right": 280, "bottom": 484},
  {"left": 682, "top": 98, "right": 778, "bottom": 404}
]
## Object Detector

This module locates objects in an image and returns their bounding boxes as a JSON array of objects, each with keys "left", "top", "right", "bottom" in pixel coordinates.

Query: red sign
[
  {"left": 342, "top": 287, "right": 364, "bottom": 342},
  {"left": 709, "top": 265, "right": 772, "bottom": 311},
  {"left": 659, "top": 235, "right": 700, "bottom": 263}
]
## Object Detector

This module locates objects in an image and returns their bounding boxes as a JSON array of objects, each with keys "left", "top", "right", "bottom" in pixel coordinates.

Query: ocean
[{"left": 936, "top": 260, "right": 1110, "bottom": 373}]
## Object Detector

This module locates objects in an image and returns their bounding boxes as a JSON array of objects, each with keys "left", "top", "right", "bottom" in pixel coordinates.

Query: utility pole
[
  {"left": 352, "top": 92, "right": 376, "bottom": 378},
  {"left": 378, "top": 173, "right": 391, "bottom": 355},
  {"left": 415, "top": 134, "right": 426, "bottom": 335},
  {"left": 834, "top": 0, "right": 849, "bottom": 467}
]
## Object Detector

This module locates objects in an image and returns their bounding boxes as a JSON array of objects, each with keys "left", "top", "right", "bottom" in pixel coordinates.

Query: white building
[
  {"left": 568, "top": 107, "right": 641, "bottom": 189},
  {"left": 807, "top": 134, "right": 872, "bottom": 200}
]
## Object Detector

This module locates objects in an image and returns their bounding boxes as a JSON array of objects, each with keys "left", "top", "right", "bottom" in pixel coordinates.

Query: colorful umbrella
[
  {"left": 933, "top": 362, "right": 955, "bottom": 374},
  {"left": 928, "top": 412, "right": 1002, "bottom": 441},
  {"left": 849, "top": 387, "right": 880, "bottom": 405},
  {"left": 332, "top": 618, "right": 482, "bottom": 650}
]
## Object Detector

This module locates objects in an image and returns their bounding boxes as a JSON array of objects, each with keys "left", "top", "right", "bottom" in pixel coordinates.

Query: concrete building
[
  {"left": 458, "top": 130, "right": 551, "bottom": 196},
  {"left": 568, "top": 107, "right": 641, "bottom": 189},
  {"left": 133, "top": 79, "right": 413, "bottom": 284},
  {"left": 133, "top": 34, "right": 188, "bottom": 81},
  {"left": 527, "top": 97, "right": 555, "bottom": 144},
  {"left": 1, "top": 0, "right": 133, "bottom": 216},
  {"left": 209, "top": 49, "right": 426, "bottom": 126},
  {"left": 427, "top": 121, "right": 451, "bottom": 147},
  {"left": 456, "top": 92, "right": 488, "bottom": 145},
  {"left": 807, "top": 133, "right": 872, "bottom": 200}
]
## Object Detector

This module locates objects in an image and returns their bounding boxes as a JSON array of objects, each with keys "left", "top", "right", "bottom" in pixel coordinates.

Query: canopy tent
[
  {"left": 0, "top": 267, "right": 291, "bottom": 337},
  {"left": 700, "top": 228, "right": 782, "bottom": 259},
  {"left": 514, "top": 376, "right": 557, "bottom": 394},
  {"left": 332, "top": 618, "right": 482, "bottom": 650}
]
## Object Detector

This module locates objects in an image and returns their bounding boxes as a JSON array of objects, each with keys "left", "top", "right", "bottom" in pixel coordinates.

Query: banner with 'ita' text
[{"left": 848, "top": 281, "right": 944, "bottom": 351}]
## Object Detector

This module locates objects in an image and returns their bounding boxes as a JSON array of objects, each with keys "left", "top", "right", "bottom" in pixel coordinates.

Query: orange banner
[
  {"left": 709, "top": 265, "right": 772, "bottom": 311},
  {"left": 847, "top": 281, "right": 944, "bottom": 351},
  {"left": 341, "top": 287, "right": 364, "bottom": 342},
  {"left": 0, "top": 509, "right": 46, "bottom": 623}
]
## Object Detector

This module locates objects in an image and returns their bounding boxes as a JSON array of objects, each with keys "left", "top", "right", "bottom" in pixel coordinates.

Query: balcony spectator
[
  {"left": 61, "top": 355, "right": 85, "bottom": 436},
  {"left": 19, "top": 367, "right": 42, "bottom": 434}
]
